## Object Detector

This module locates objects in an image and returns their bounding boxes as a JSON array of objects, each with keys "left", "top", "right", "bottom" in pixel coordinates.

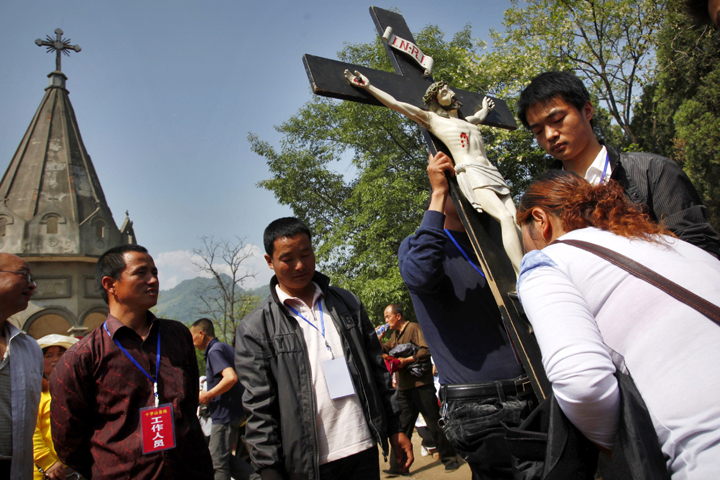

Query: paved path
[{"left": 378, "top": 432, "right": 471, "bottom": 480}]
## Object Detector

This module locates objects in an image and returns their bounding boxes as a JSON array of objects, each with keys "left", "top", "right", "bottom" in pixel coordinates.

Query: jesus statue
[{"left": 345, "top": 70, "right": 523, "bottom": 275}]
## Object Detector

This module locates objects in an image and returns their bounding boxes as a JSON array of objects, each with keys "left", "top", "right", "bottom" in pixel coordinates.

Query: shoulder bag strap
[{"left": 554, "top": 239, "right": 720, "bottom": 326}]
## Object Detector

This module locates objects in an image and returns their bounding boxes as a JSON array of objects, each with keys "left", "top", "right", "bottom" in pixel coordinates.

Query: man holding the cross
[
  {"left": 50, "top": 245, "right": 213, "bottom": 479},
  {"left": 518, "top": 70, "right": 720, "bottom": 260},
  {"left": 398, "top": 152, "right": 532, "bottom": 480}
]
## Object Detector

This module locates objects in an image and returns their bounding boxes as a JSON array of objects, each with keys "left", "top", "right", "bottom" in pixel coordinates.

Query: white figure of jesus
[{"left": 345, "top": 70, "right": 523, "bottom": 275}]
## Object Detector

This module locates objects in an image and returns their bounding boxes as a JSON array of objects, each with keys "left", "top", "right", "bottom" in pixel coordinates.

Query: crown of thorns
[{"left": 423, "top": 81, "right": 449, "bottom": 104}]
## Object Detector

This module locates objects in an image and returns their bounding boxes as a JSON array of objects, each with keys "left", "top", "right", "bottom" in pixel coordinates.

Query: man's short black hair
[
  {"left": 685, "top": 0, "right": 713, "bottom": 25},
  {"left": 191, "top": 318, "right": 215, "bottom": 338},
  {"left": 388, "top": 303, "right": 404, "bottom": 317},
  {"left": 517, "top": 71, "right": 591, "bottom": 129},
  {"left": 263, "top": 217, "right": 312, "bottom": 256},
  {"left": 95, "top": 244, "right": 149, "bottom": 304}
]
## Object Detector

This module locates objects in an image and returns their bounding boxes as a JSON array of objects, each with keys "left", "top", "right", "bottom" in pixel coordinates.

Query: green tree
[
  {"left": 195, "top": 347, "right": 206, "bottom": 375},
  {"left": 484, "top": 0, "right": 665, "bottom": 146},
  {"left": 632, "top": 0, "right": 720, "bottom": 227}
]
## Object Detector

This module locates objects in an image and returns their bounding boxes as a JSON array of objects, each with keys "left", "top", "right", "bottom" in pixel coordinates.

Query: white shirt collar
[
  {"left": 583, "top": 145, "right": 610, "bottom": 186},
  {"left": 275, "top": 281, "right": 323, "bottom": 310}
]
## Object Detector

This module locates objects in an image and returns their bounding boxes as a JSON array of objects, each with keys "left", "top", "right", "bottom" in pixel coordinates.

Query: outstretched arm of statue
[
  {"left": 344, "top": 69, "right": 430, "bottom": 129},
  {"left": 466, "top": 97, "right": 494, "bottom": 125}
]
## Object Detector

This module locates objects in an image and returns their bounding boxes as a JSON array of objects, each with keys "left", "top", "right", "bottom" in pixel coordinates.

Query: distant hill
[{"left": 153, "top": 275, "right": 270, "bottom": 324}]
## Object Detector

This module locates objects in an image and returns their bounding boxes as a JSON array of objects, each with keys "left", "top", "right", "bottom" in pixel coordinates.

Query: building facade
[{"left": 2, "top": 37, "right": 135, "bottom": 337}]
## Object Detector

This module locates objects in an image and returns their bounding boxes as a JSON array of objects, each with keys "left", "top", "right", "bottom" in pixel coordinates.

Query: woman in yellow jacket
[{"left": 34, "top": 334, "right": 77, "bottom": 480}]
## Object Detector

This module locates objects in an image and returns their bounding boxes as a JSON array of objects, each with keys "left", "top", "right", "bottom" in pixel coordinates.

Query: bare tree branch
[{"left": 192, "top": 236, "right": 260, "bottom": 343}]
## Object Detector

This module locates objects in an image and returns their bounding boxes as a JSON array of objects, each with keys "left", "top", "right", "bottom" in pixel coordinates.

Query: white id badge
[{"left": 322, "top": 357, "right": 356, "bottom": 399}]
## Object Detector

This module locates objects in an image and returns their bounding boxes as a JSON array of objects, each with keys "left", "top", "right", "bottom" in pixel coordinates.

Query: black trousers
[
  {"left": 318, "top": 445, "right": 379, "bottom": 480},
  {"left": 397, "top": 384, "right": 457, "bottom": 465},
  {"left": 440, "top": 393, "right": 534, "bottom": 480}
]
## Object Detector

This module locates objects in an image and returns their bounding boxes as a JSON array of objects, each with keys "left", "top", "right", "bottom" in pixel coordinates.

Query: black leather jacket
[
  {"left": 235, "top": 272, "right": 400, "bottom": 480},
  {"left": 552, "top": 144, "right": 720, "bottom": 259}
]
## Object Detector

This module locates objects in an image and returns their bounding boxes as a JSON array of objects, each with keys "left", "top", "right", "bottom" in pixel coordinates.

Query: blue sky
[{"left": 0, "top": 0, "right": 511, "bottom": 290}]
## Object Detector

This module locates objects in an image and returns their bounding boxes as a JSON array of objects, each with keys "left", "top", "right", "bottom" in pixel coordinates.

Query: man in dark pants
[
  {"left": 380, "top": 304, "right": 459, "bottom": 473},
  {"left": 190, "top": 318, "right": 258, "bottom": 480},
  {"left": 399, "top": 153, "right": 533, "bottom": 480},
  {"left": 517, "top": 70, "right": 720, "bottom": 260}
]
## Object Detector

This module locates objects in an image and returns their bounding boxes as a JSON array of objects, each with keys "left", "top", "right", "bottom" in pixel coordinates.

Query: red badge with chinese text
[{"left": 140, "top": 404, "right": 176, "bottom": 454}]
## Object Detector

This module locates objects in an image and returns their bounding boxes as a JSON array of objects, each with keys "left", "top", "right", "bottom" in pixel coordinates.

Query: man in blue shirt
[
  {"left": 399, "top": 153, "right": 531, "bottom": 479},
  {"left": 190, "top": 318, "right": 257, "bottom": 480}
]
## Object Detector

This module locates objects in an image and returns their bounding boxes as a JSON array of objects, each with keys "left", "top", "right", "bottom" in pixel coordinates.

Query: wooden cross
[
  {"left": 35, "top": 28, "right": 81, "bottom": 72},
  {"left": 303, "top": 7, "right": 550, "bottom": 400}
]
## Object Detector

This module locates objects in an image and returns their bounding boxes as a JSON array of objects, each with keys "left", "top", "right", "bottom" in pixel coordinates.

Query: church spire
[{"left": 0, "top": 29, "right": 134, "bottom": 256}]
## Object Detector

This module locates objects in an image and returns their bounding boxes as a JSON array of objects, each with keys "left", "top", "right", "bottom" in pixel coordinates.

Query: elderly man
[
  {"left": 0, "top": 253, "right": 41, "bottom": 479},
  {"left": 235, "top": 217, "right": 412, "bottom": 480},
  {"left": 380, "top": 304, "right": 459, "bottom": 474},
  {"left": 517, "top": 70, "right": 720, "bottom": 259},
  {"left": 50, "top": 245, "right": 213, "bottom": 479}
]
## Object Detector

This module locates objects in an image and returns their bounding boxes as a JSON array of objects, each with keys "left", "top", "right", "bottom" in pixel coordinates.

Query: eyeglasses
[{"left": 0, "top": 270, "right": 35, "bottom": 284}]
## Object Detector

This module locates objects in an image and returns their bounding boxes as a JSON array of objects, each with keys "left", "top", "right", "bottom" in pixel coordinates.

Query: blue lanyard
[
  {"left": 599, "top": 153, "right": 610, "bottom": 185},
  {"left": 444, "top": 229, "right": 485, "bottom": 278},
  {"left": 286, "top": 300, "right": 334, "bottom": 357},
  {"left": 104, "top": 321, "right": 161, "bottom": 407}
]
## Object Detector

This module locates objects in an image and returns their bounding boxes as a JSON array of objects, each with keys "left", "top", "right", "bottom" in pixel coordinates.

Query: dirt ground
[{"left": 378, "top": 431, "right": 471, "bottom": 480}]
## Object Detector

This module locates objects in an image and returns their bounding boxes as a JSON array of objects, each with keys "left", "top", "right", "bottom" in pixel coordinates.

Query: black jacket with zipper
[
  {"left": 551, "top": 143, "right": 720, "bottom": 259},
  {"left": 235, "top": 271, "right": 401, "bottom": 480}
]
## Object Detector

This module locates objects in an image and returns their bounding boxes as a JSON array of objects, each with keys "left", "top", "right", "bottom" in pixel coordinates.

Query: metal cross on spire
[{"left": 35, "top": 28, "right": 81, "bottom": 72}]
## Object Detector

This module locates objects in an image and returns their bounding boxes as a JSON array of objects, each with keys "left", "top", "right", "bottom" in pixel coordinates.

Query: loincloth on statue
[{"left": 455, "top": 163, "right": 511, "bottom": 212}]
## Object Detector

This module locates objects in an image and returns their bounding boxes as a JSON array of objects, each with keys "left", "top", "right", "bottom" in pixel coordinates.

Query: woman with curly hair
[{"left": 516, "top": 170, "right": 720, "bottom": 478}]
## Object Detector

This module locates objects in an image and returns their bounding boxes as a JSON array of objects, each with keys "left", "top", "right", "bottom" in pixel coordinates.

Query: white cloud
[{"left": 155, "top": 244, "right": 273, "bottom": 291}]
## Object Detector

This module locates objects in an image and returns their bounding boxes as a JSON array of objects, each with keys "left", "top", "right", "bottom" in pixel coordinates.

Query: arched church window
[
  {"left": 46, "top": 216, "right": 58, "bottom": 234},
  {"left": 96, "top": 221, "right": 105, "bottom": 238}
]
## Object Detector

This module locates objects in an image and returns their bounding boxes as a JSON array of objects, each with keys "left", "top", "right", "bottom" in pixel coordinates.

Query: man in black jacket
[
  {"left": 517, "top": 71, "right": 720, "bottom": 259},
  {"left": 235, "top": 217, "right": 413, "bottom": 480}
]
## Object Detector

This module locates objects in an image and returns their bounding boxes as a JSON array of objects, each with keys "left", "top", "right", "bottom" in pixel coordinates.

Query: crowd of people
[{"left": 2, "top": 8, "right": 720, "bottom": 476}]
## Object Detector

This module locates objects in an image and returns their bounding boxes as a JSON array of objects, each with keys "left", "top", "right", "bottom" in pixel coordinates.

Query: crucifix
[
  {"left": 303, "top": 7, "right": 550, "bottom": 400},
  {"left": 35, "top": 28, "right": 81, "bottom": 72}
]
